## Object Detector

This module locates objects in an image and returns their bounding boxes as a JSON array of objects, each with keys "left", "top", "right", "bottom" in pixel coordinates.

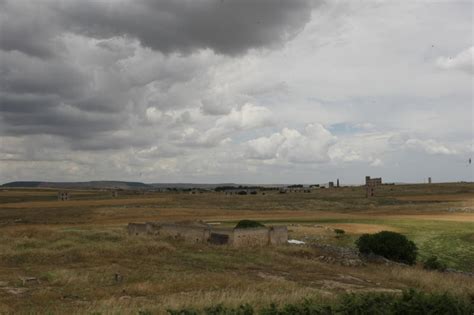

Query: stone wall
[
  {"left": 128, "top": 221, "right": 288, "bottom": 247},
  {"left": 232, "top": 228, "right": 269, "bottom": 247},
  {"left": 158, "top": 224, "right": 210, "bottom": 243},
  {"left": 269, "top": 226, "right": 288, "bottom": 245},
  {"left": 208, "top": 228, "right": 234, "bottom": 245}
]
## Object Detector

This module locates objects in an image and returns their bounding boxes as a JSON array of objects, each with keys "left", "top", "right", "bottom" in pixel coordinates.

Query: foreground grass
[
  {"left": 166, "top": 289, "right": 474, "bottom": 315},
  {"left": 0, "top": 184, "right": 472, "bottom": 313},
  {"left": 0, "top": 226, "right": 473, "bottom": 314}
]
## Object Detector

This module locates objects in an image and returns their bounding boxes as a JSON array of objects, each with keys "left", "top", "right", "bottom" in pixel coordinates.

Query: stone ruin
[
  {"left": 57, "top": 191, "right": 70, "bottom": 201},
  {"left": 365, "top": 176, "right": 382, "bottom": 197},
  {"left": 127, "top": 221, "right": 288, "bottom": 247}
]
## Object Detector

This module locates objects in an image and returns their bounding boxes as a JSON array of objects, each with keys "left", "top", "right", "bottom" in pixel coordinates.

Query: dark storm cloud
[
  {"left": 0, "top": 51, "right": 87, "bottom": 98},
  {"left": 0, "top": 0, "right": 318, "bottom": 152},
  {"left": 1, "top": 0, "right": 317, "bottom": 57},
  {"left": 0, "top": 102, "right": 125, "bottom": 138},
  {"left": 58, "top": 0, "right": 317, "bottom": 55},
  {"left": 0, "top": 0, "right": 61, "bottom": 58}
]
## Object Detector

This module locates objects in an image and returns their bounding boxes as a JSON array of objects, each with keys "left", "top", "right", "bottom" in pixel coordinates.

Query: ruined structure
[
  {"left": 127, "top": 221, "right": 288, "bottom": 247},
  {"left": 57, "top": 191, "right": 70, "bottom": 201},
  {"left": 365, "top": 176, "right": 382, "bottom": 197},
  {"left": 328, "top": 181, "right": 335, "bottom": 188},
  {"left": 428, "top": 177, "right": 432, "bottom": 184},
  {"left": 336, "top": 179, "right": 340, "bottom": 188}
]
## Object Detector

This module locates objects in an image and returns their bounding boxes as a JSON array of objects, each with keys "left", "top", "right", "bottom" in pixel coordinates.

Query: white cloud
[
  {"left": 404, "top": 138, "right": 457, "bottom": 155},
  {"left": 436, "top": 46, "right": 474, "bottom": 75},
  {"left": 0, "top": 0, "right": 472, "bottom": 184},
  {"left": 329, "top": 132, "right": 394, "bottom": 164},
  {"left": 246, "top": 123, "right": 336, "bottom": 164}
]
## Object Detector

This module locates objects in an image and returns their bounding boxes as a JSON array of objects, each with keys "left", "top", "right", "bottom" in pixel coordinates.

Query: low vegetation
[
  {"left": 356, "top": 231, "right": 418, "bottom": 265},
  {"left": 235, "top": 220, "right": 265, "bottom": 229},
  {"left": 423, "top": 256, "right": 447, "bottom": 272},
  {"left": 167, "top": 289, "right": 474, "bottom": 315}
]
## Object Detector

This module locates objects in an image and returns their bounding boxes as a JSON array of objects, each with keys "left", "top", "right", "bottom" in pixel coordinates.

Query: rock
[
  {"left": 2, "top": 287, "right": 28, "bottom": 295},
  {"left": 360, "top": 253, "right": 408, "bottom": 267},
  {"left": 445, "top": 268, "right": 474, "bottom": 277},
  {"left": 312, "top": 244, "right": 364, "bottom": 266},
  {"left": 119, "top": 295, "right": 132, "bottom": 301},
  {"left": 114, "top": 273, "right": 124, "bottom": 283},
  {"left": 18, "top": 276, "right": 40, "bottom": 286}
]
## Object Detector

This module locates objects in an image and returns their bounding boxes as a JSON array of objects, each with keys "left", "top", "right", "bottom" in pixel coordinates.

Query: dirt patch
[
  {"left": 395, "top": 194, "right": 473, "bottom": 202},
  {"left": 385, "top": 213, "right": 474, "bottom": 222},
  {"left": 326, "top": 223, "right": 398, "bottom": 234}
]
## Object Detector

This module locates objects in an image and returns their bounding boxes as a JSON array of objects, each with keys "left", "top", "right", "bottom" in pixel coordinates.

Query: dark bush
[
  {"left": 334, "top": 229, "right": 345, "bottom": 235},
  {"left": 423, "top": 255, "right": 447, "bottom": 271},
  {"left": 338, "top": 292, "right": 394, "bottom": 314},
  {"left": 237, "top": 191, "right": 248, "bottom": 195},
  {"left": 338, "top": 289, "right": 473, "bottom": 315},
  {"left": 167, "top": 309, "right": 199, "bottom": 315},
  {"left": 356, "top": 231, "right": 417, "bottom": 265},
  {"left": 235, "top": 220, "right": 265, "bottom": 229},
  {"left": 260, "top": 299, "right": 332, "bottom": 315},
  {"left": 392, "top": 289, "right": 473, "bottom": 315},
  {"left": 205, "top": 304, "right": 254, "bottom": 315}
]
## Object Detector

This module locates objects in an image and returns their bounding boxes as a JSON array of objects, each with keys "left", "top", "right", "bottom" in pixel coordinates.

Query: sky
[{"left": 0, "top": 0, "right": 473, "bottom": 185}]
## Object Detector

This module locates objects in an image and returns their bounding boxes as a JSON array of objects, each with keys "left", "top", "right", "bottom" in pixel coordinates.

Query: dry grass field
[{"left": 0, "top": 183, "right": 473, "bottom": 313}]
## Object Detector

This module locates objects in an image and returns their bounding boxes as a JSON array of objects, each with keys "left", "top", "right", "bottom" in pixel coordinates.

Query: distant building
[
  {"left": 428, "top": 177, "right": 432, "bottom": 184},
  {"left": 57, "top": 191, "right": 70, "bottom": 201},
  {"left": 336, "top": 179, "right": 340, "bottom": 188},
  {"left": 365, "top": 176, "right": 382, "bottom": 198},
  {"left": 328, "top": 181, "right": 335, "bottom": 188}
]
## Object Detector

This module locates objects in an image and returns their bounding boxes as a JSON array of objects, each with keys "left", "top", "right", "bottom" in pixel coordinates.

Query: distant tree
[{"left": 235, "top": 220, "right": 265, "bottom": 229}]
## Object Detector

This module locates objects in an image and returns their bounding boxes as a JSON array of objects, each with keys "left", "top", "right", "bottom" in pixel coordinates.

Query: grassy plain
[{"left": 0, "top": 183, "right": 472, "bottom": 313}]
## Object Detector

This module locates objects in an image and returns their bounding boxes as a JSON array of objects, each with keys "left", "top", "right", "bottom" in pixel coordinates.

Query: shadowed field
[{"left": 0, "top": 183, "right": 472, "bottom": 313}]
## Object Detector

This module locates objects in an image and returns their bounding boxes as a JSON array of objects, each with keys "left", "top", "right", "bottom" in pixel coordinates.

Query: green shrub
[
  {"left": 338, "top": 292, "right": 394, "bottom": 314},
  {"left": 423, "top": 255, "right": 447, "bottom": 272},
  {"left": 334, "top": 229, "right": 345, "bottom": 235},
  {"left": 260, "top": 299, "right": 332, "bottom": 315},
  {"left": 167, "top": 309, "right": 199, "bottom": 315},
  {"left": 392, "top": 289, "right": 473, "bottom": 315},
  {"left": 356, "top": 231, "right": 417, "bottom": 265},
  {"left": 235, "top": 220, "right": 265, "bottom": 229},
  {"left": 205, "top": 304, "right": 254, "bottom": 315},
  {"left": 338, "top": 289, "right": 473, "bottom": 315},
  {"left": 168, "top": 304, "right": 253, "bottom": 315}
]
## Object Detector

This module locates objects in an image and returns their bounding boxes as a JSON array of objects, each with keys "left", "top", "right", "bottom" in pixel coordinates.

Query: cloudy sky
[{"left": 0, "top": 0, "right": 472, "bottom": 184}]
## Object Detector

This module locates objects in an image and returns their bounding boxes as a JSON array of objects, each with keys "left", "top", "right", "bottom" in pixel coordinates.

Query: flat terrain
[{"left": 0, "top": 183, "right": 473, "bottom": 313}]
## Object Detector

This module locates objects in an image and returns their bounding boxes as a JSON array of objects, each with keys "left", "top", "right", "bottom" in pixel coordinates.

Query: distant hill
[
  {"left": 1, "top": 181, "right": 241, "bottom": 190},
  {"left": 1, "top": 181, "right": 151, "bottom": 190},
  {"left": 149, "top": 183, "right": 238, "bottom": 189}
]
